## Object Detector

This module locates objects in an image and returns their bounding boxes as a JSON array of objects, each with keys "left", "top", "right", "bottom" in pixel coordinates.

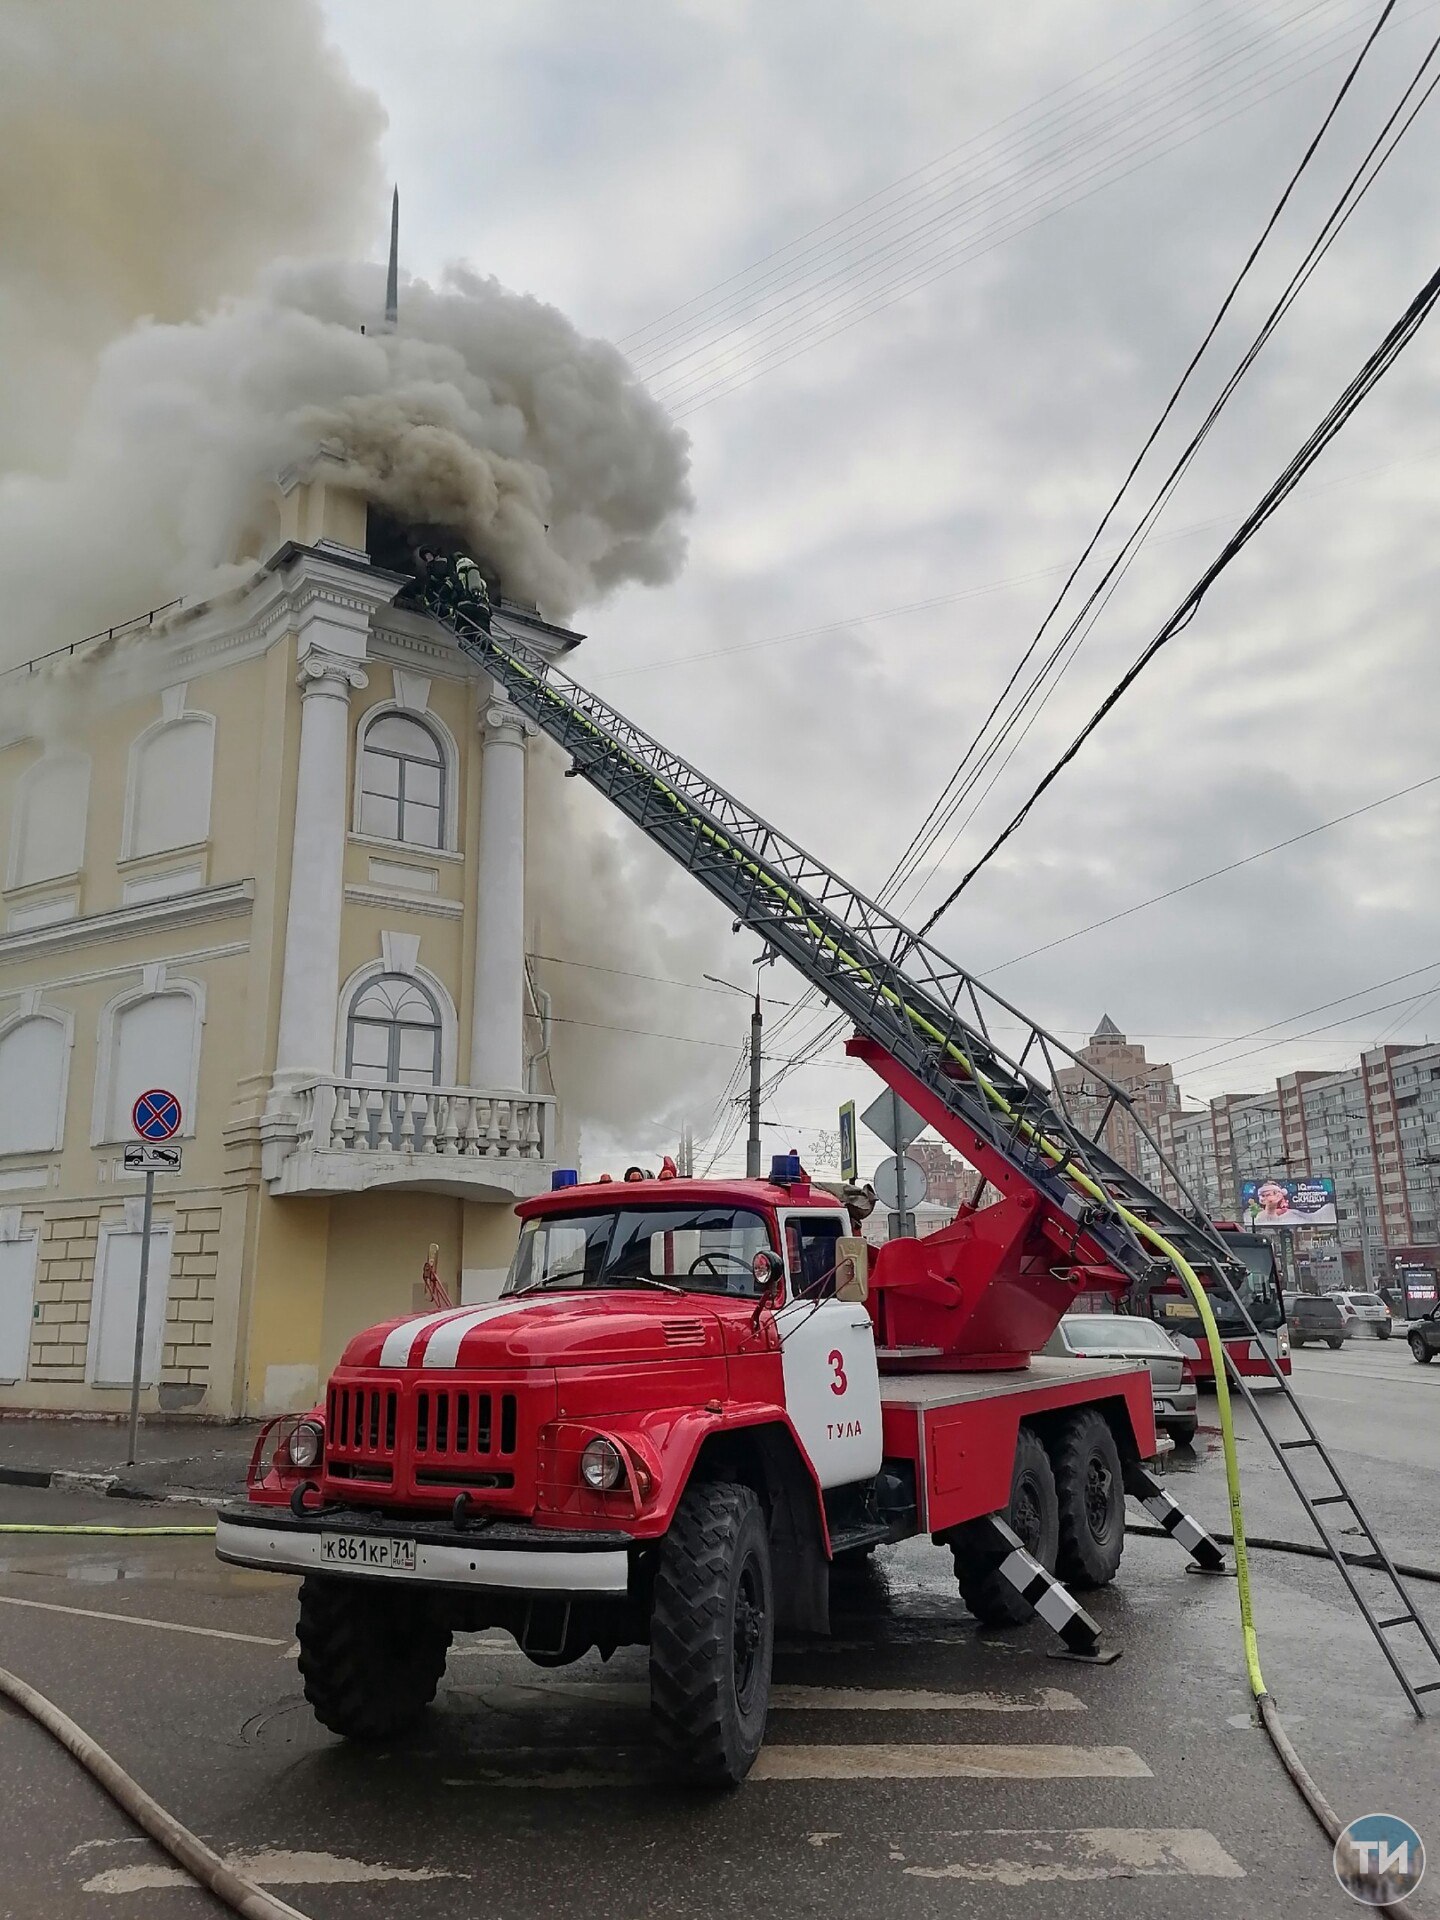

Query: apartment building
[
  {"left": 1054, "top": 1015, "right": 1182, "bottom": 1181},
  {"left": 0, "top": 462, "right": 574, "bottom": 1418}
]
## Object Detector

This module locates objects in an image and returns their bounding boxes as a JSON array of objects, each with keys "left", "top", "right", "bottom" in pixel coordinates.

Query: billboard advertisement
[
  {"left": 1240, "top": 1176, "right": 1338, "bottom": 1230},
  {"left": 1394, "top": 1260, "right": 1438, "bottom": 1315}
]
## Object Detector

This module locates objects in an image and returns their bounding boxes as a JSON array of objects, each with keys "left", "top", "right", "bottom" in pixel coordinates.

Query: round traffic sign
[
  {"left": 873, "top": 1152, "right": 928, "bottom": 1212},
  {"left": 132, "top": 1088, "right": 182, "bottom": 1141}
]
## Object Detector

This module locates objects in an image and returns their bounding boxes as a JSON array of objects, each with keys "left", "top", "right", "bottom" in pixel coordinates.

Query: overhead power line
[
  {"left": 930, "top": 229, "right": 1440, "bottom": 911},
  {"left": 753, "top": 1, "right": 1410, "bottom": 1091},
  {"left": 895, "top": 0, "right": 1424, "bottom": 933}
]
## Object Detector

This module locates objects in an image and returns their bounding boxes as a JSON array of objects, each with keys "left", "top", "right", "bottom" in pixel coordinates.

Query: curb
[{"left": 0, "top": 1463, "right": 232, "bottom": 1506}]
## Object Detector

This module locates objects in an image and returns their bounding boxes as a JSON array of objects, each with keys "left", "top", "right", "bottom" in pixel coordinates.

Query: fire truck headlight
[
  {"left": 580, "top": 1437, "right": 624, "bottom": 1492},
  {"left": 288, "top": 1420, "right": 324, "bottom": 1471}
]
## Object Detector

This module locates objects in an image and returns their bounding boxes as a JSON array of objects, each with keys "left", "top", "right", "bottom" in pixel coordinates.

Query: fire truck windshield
[{"left": 504, "top": 1206, "right": 773, "bottom": 1299}]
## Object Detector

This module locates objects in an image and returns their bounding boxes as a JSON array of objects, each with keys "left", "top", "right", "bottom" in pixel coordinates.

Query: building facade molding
[
  {"left": 90, "top": 971, "right": 207, "bottom": 1147},
  {"left": 0, "top": 881, "right": 254, "bottom": 965}
]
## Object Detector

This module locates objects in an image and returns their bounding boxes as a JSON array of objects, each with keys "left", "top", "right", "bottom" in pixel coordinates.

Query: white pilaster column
[
  {"left": 470, "top": 699, "right": 534, "bottom": 1092},
  {"left": 274, "top": 651, "right": 368, "bottom": 1080}
]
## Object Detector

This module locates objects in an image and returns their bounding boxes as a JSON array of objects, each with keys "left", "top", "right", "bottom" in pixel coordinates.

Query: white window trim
[
  {"left": 121, "top": 709, "right": 216, "bottom": 861},
  {"left": 90, "top": 973, "right": 205, "bottom": 1146},
  {"left": 352, "top": 702, "right": 460, "bottom": 854},
  {"left": 0, "top": 1229, "right": 38, "bottom": 1384},
  {"left": 5, "top": 748, "right": 90, "bottom": 892},
  {"left": 0, "top": 1003, "right": 75, "bottom": 1156},
  {"left": 86, "top": 1217, "right": 173, "bottom": 1388},
  {"left": 336, "top": 957, "right": 459, "bottom": 1085}
]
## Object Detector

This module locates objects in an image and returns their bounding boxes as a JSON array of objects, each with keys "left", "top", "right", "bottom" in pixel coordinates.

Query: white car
[
  {"left": 1043, "top": 1313, "right": 1199, "bottom": 1446},
  {"left": 1325, "top": 1290, "right": 1392, "bottom": 1339}
]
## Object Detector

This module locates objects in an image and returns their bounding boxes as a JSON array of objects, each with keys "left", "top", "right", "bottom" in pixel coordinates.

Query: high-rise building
[{"left": 1054, "top": 1015, "right": 1182, "bottom": 1181}]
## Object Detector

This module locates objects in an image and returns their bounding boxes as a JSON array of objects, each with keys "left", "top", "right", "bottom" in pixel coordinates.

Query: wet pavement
[{"left": 0, "top": 1337, "right": 1434, "bottom": 1919}]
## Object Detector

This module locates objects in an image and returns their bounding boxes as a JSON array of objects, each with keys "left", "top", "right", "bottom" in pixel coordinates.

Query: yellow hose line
[
  {"left": 0, "top": 1525, "right": 216, "bottom": 1536},
  {"left": 489, "top": 624, "right": 1269, "bottom": 1697}
]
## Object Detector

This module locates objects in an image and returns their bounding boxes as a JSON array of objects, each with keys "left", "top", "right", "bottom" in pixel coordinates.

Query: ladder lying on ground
[{"left": 420, "top": 559, "right": 1440, "bottom": 1715}]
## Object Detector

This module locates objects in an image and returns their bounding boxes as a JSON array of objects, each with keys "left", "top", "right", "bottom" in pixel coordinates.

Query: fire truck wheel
[
  {"left": 296, "top": 1576, "right": 452, "bottom": 1742},
  {"left": 649, "top": 1481, "right": 773, "bottom": 1785},
  {"left": 948, "top": 1427, "right": 1059, "bottom": 1627},
  {"left": 1051, "top": 1410, "right": 1125, "bottom": 1590}
]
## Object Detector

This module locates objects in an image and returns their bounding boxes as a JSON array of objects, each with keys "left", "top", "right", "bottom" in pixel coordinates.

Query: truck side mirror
[{"left": 835, "top": 1236, "right": 869, "bottom": 1303}]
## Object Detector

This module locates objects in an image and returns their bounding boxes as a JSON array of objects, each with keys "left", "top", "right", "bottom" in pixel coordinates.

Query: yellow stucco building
[{"left": 0, "top": 465, "right": 576, "bottom": 1417}]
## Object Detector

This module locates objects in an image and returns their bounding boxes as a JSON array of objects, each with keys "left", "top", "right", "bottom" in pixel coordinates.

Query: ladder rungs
[
  {"left": 1377, "top": 1615, "right": 1416, "bottom": 1630},
  {"left": 1413, "top": 1680, "right": 1440, "bottom": 1695},
  {"left": 1279, "top": 1439, "right": 1317, "bottom": 1451},
  {"left": 1311, "top": 1494, "right": 1351, "bottom": 1507}
]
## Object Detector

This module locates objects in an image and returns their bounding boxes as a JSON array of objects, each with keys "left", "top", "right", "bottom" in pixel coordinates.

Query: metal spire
[{"left": 383, "top": 186, "right": 399, "bottom": 332}]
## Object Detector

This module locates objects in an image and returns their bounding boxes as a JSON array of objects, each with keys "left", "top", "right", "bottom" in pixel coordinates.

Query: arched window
[
  {"left": 125, "top": 714, "right": 214, "bottom": 859},
  {"left": 0, "top": 1012, "right": 71, "bottom": 1153},
  {"left": 345, "top": 974, "right": 442, "bottom": 1087},
  {"left": 357, "top": 713, "right": 445, "bottom": 848},
  {"left": 7, "top": 751, "right": 88, "bottom": 888},
  {"left": 95, "top": 987, "right": 201, "bottom": 1144}
]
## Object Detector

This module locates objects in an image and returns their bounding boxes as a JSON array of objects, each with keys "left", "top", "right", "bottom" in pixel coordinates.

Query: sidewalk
[{"left": 0, "top": 1416, "right": 265, "bottom": 1503}]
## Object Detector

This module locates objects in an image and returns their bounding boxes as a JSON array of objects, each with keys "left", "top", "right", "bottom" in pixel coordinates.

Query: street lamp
[{"left": 704, "top": 972, "right": 764, "bottom": 1180}]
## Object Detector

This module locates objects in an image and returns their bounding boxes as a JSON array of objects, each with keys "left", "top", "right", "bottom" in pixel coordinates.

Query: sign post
[
  {"left": 862, "top": 1089, "right": 925, "bottom": 1238},
  {"left": 838, "top": 1101, "right": 858, "bottom": 1184},
  {"left": 126, "top": 1089, "right": 182, "bottom": 1467}
]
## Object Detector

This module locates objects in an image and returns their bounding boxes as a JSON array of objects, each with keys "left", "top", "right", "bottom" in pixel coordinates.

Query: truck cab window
[{"left": 785, "top": 1216, "right": 843, "bottom": 1300}]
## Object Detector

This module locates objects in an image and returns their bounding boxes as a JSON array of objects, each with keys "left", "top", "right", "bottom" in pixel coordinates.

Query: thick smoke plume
[{"left": 0, "top": 0, "right": 730, "bottom": 1157}]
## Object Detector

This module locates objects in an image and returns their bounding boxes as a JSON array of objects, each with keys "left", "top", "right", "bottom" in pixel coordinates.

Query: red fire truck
[{"left": 217, "top": 554, "right": 1236, "bottom": 1783}]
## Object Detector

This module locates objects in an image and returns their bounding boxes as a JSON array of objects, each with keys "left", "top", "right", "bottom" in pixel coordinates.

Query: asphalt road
[{"left": 0, "top": 1338, "right": 1435, "bottom": 1920}]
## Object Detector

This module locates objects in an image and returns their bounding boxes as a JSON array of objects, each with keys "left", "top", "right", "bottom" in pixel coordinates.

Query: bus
[{"left": 1145, "top": 1224, "right": 1291, "bottom": 1383}]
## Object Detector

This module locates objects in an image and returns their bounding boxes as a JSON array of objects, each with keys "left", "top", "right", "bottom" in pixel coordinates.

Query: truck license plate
[{"left": 320, "top": 1532, "right": 417, "bottom": 1572}]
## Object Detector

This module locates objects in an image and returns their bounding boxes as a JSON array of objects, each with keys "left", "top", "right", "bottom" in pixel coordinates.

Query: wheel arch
[{"left": 687, "top": 1420, "right": 830, "bottom": 1635}]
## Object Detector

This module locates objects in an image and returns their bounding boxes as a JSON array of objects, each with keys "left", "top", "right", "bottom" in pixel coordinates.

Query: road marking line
[
  {"left": 82, "top": 1850, "right": 460, "bottom": 1894},
  {"left": 751, "top": 1744, "right": 1152, "bottom": 1781},
  {"left": 454, "top": 1679, "right": 1086, "bottom": 1714},
  {"left": 0, "top": 1593, "right": 286, "bottom": 1647},
  {"left": 443, "top": 1743, "right": 1153, "bottom": 1786},
  {"left": 902, "top": 1827, "right": 1244, "bottom": 1883}
]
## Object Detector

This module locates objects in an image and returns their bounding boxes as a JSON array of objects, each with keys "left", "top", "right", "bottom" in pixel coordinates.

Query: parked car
[
  {"left": 1282, "top": 1292, "right": 1349, "bottom": 1349},
  {"left": 1325, "top": 1290, "right": 1393, "bottom": 1339},
  {"left": 1044, "top": 1313, "right": 1199, "bottom": 1445},
  {"left": 1408, "top": 1304, "right": 1440, "bottom": 1365}
]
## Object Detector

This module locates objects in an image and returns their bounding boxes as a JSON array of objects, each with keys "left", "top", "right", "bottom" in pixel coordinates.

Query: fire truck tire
[
  {"left": 1051, "top": 1410, "right": 1125, "bottom": 1590},
  {"left": 948, "top": 1427, "right": 1059, "bottom": 1627},
  {"left": 296, "top": 1576, "right": 451, "bottom": 1742},
  {"left": 649, "top": 1481, "right": 773, "bottom": 1785}
]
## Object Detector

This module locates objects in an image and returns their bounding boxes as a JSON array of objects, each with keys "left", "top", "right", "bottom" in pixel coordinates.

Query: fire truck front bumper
[{"left": 215, "top": 1503, "right": 633, "bottom": 1596}]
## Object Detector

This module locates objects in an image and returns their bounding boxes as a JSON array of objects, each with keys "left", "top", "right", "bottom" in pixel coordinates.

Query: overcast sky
[{"left": 317, "top": 1, "right": 1440, "bottom": 1175}]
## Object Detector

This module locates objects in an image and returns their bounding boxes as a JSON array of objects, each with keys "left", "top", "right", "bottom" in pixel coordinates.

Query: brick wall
[
  {"left": 23, "top": 1194, "right": 222, "bottom": 1395},
  {"left": 28, "top": 1206, "right": 100, "bottom": 1386},
  {"left": 163, "top": 1202, "right": 222, "bottom": 1391}
]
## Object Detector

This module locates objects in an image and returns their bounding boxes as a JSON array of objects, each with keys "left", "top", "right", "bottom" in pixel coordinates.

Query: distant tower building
[{"left": 1054, "top": 1014, "right": 1181, "bottom": 1181}]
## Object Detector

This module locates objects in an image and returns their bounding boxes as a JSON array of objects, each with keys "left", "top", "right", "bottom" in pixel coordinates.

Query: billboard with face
[{"left": 1240, "top": 1176, "right": 1338, "bottom": 1230}]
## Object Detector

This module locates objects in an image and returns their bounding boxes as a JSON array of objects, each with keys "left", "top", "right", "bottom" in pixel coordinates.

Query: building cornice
[{"left": 0, "top": 881, "right": 254, "bottom": 963}]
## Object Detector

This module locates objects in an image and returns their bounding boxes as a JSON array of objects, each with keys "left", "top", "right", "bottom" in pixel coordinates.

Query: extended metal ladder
[{"left": 421, "top": 560, "right": 1440, "bottom": 1714}]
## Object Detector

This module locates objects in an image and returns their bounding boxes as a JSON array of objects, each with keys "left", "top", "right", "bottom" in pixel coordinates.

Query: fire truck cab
[{"left": 217, "top": 1157, "right": 1175, "bottom": 1783}]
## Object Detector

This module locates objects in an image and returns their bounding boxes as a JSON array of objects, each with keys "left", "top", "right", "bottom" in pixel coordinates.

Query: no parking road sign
[
  {"left": 125, "top": 1087, "right": 182, "bottom": 1470},
  {"left": 132, "top": 1088, "right": 182, "bottom": 1141}
]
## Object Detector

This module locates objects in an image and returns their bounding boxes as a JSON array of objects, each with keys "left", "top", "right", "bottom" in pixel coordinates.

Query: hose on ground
[
  {"left": 1126, "top": 1521, "right": 1440, "bottom": 1585},
  {"left": 0, "top": 1524, "right": 215, "bottom": 1535},
  {"left": 0, "top": 1663, "right": 313, "bottom": 1920}
]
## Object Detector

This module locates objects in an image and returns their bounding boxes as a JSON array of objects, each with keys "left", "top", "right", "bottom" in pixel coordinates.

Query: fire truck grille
[
  {"left": 326, "top": 1385, "right": 398, "bottom": 1484},
  {"left": 412, "top": 1389, "right": 519, "bottom": 1463}
]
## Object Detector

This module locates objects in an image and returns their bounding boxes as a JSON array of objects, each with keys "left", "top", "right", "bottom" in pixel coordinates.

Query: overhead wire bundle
[{"left": 738, "top": 0, "right": 1436, "bottom": 1138}]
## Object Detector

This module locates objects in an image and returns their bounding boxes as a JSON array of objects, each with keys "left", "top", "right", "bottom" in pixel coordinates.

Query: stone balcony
[{"left": 261, "top": 1076, "right": 557, "bottom": 1201}]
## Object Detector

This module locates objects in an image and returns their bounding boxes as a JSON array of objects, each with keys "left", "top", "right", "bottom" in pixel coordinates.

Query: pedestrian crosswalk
[{"left": 431, "top": 1658, "right": 1248, "bottom": 1887}]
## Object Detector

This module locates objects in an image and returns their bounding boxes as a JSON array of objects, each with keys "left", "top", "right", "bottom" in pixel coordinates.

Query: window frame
[
  {"left": 343, "top": 971, "right": 444, "bottom": 1087},
  {"left": 0, "top": 1006, "right": 74, "bottom": 1156},
  {"left": 353, "top": 706, "right": 457, "bottom": 853},
  {"left": 90, "top": 978, "right": 204, "bottom": 1148}
]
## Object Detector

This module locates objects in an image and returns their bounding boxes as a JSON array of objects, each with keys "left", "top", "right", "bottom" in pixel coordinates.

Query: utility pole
[
  {"left": 704, "top": 971, "right": 765, "bottom": 1178},
  {"left": 747, "top": 982, "right": 763, "bottom": 1179}
]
